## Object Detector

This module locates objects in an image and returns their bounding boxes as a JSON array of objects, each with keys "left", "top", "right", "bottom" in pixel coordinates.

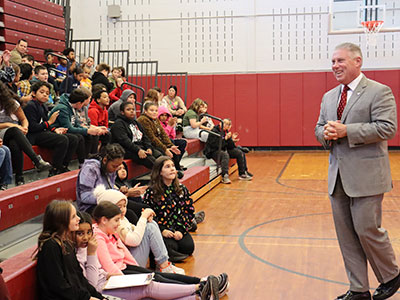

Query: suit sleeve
[
  {"left": 315, "top": 94, "right": 331, "bottom": 149},
  {"left": 346, "top": 85, "right": 397, "bottom": 148}
]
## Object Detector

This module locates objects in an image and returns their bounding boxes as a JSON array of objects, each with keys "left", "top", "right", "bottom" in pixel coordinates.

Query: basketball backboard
[{"left": 329, "top": 0, "right": 400, "bottom": 34}]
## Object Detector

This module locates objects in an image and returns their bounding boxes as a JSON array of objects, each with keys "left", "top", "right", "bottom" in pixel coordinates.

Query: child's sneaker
[
  {"left": 246, "top": 171, "right": 253, "bottom": 177},
  {"left": 221, "top": 174, "right": 231, "bottom": 184},
  {"left": 35, "top": 155, "right": 52, "bottom": 172},
  {"left": 195, "top": 210, "right": 205, "bottom": 223},
  {"left": 199, "top": 275, "right": 219, "bottom": 300},
  {"left": 158, "top": 261, "right": 185, "bottom": 275},
  {"left": 216, "top": 273, "right": 229, "bottom": 297},
  {"left": 239, "top": 174, "right": 252, "bottom": 181}
]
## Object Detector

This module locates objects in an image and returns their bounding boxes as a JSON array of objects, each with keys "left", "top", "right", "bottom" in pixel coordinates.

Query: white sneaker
[
  {"left": 159, "top": 262, "right": 185, "bottom": 275},
  {"left": 239, "top": 174, "right": 252, "bottom": 181},
  {"left": 221, "top": 174, "right": 231, "bottom": 184}
]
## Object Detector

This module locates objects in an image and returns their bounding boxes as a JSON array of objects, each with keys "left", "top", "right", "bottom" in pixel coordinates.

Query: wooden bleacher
[
  {"left": 1, "top": 0, "right": 65, "bottom": 61},
  {"left": 0, "top": 138, "right": 205, "bottom": 232}
]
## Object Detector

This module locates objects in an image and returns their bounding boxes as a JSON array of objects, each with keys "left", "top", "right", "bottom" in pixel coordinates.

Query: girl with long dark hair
[
  {"left": 143, "top": 156, "right": 196, "bottom": 257},
  {"left": 35, "top": 200, "right": 105, "bottom": 300}
]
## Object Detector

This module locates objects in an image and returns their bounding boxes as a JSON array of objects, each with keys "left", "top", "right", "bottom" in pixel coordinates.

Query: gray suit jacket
[{"left": 315, "top": 74, "right": 397, "bottom": 197}]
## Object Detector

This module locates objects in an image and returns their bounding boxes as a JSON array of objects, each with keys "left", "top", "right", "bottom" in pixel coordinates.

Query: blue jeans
[
  {"left": 129, "top": 221, "right": 169, "bottom": 267},
  {"left": 0, "top": 145, "right": 13, "bottom": 185}
]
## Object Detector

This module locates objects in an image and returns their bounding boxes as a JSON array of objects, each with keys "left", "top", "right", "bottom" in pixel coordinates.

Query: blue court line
[
  {"left": 194, "top": 233, "right": 337, "bottom": 241},
  {"left": 236, "top": 212, "right": 400, "bottom": 291}
]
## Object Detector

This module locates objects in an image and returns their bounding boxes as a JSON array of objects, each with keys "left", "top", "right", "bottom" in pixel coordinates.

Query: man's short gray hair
[{"left": 335, "top": 43, "right": 363, "bottom": 61}]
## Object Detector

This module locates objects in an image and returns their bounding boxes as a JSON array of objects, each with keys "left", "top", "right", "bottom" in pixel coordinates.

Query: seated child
[
  {"left": 60, "top": 66, "right": 84, "bottom": 94},
  {"left": 137, "top": 102, "right": 184, "bottom": 176},
  {"left": 49, "top": 88, "right": 104, "bottom": 164},
  {"left": 23, "top": 81, "right": 79, "bottom": 176},
  {"left": 94, "top": 184, "right": 187, "bottom": 270},
  {"left": 157, "top": 105, "right": 187, "bottom": 170},
  {"left": 204, "top": 118, "right": 253, "bottom": 184},
  {"left": 198, "top": 101, "right": 214, "bottom": 130},
  {"left": 16, "top": 63, "right": 33, "bottom": 105},
  {"left": 30, "top": 65, "right": 56, "bottom": 105},
  {"left": 110, "top": 102, "right": 159, "bottom": 170},
  {"left": 92, "top": 200, "right": 228, "bottom": 300},
  {"left": 108, "top": 89, "right": 136, "bottom": 123},
  {"left": 0, "top": 138, "right": 12, "bottom": 190},
  {"left": 182, "top": 98, "right": 210, "bottom": 143},
  {"left": 88, "top": 89, "right": 111, "bottom": 146},
  {"left": 92, "top": 63, "right": 114, "bottom": 93},
  {"left": 35, "top": 200, "right": 104, "bottom": 300},
  {"left": 143, "top": 157, "right": 197, "bottom": 257},
  {"left": 80, "top": 66, "right": 92, "bottom": 90},
  {"left": 0, "top": 82, "right": 51, "bottom": 185},
  {"left": 75, "top": 210, "right": 213, "bottom": 300}
]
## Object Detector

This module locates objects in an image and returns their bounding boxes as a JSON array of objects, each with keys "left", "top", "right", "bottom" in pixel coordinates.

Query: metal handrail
[
  {"left": 50, "top": 52, "right": 71, "bottom": 94},
  {"left": 120, "top": 82, "right": 146, "bottom": 110},
  {"left": 48, "top": 67, "right": 66, "bottom": 76}
]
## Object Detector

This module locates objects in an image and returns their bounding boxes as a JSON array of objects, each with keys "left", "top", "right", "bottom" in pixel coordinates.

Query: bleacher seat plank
[
  {"left": 4, "top": 14, "right": 65, "bottom": 40},
  {"left": 4, "top": 28, "right": 64, "bottom": 50},
  {"left": 0, "top": 170, "right": 79, "bottom": 231},
  {"left": 124, "top": 159, "right": 150, "bottom": 180},
  {"left": 184, "top": 138, "right": 204, "bottom": 156},
  {"left": 0, "top": 246, "right": 37, "bottom": 300},
  {"left": 180, "top": 165, "right": 210, "bottom": 193},
  {"left": 11, "top": 0, "right": 63, "bottom": 17},
  {"left": 3, "top": 0, "right": 65, "bottom": 29}
]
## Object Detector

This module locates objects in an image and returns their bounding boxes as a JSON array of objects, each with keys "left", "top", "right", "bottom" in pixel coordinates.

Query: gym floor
[{"left": 180, "top": 151, "right": 400, "bottom": 300}]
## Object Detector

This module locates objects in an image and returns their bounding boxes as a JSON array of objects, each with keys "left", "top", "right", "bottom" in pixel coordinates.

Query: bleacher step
[{"left": 0, "top": 215, "right": 43, "bottom": 261}]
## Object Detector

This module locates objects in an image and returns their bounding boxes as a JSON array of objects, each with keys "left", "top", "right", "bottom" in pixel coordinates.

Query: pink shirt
[
  {"left": 76, "top": 247, "right": 107, "bottom": 292},
  {"left": 93, "top": 223, "right": 138, "bottom": 275}
]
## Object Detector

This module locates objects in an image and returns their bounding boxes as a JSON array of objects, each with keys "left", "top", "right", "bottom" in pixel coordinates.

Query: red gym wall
[{"left": 185, "top": 70, "right": 400, "bottom": 147}]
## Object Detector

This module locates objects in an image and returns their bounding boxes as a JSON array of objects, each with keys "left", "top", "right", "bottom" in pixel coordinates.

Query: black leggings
[
  {"left": 3, "top": 127, "right": 39, "bottom": 176},
  {"left": 126, "top": 199, "right": 150, "bottom": 225},
  {"left": 163, "top": 233, "right": 195, "bottom": 256},
  {"left": 125, "top": 148, "right": 162, "bottom": 170},
  {"left": 75, "top": 134, "right": 98, "bottom": 164},
  {"left": 122, "top": 264, "right": 200, "bottom": 284}
]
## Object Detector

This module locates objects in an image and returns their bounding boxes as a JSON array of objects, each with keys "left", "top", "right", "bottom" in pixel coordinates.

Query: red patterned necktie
[{"left": 337, "top": 85, "right": 349, "bottom": 120}]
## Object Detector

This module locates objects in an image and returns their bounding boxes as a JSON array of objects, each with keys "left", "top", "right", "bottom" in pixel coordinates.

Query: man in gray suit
[{"left": 315, "top": 43, "right": 400, "bottom": 300}]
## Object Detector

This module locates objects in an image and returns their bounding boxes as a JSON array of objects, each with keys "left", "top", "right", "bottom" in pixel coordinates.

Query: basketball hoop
[{"left": 361, "top": 20, "right": 384, "bottom": 46}]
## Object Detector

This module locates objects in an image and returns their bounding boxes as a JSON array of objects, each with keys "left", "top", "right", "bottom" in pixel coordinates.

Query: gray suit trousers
[{"left": 330, "top": 173, "right": 399, "bottom": 291}]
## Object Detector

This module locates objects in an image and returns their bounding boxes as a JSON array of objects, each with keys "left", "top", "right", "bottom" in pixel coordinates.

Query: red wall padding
[{"left": 184, "top": 70, "right": 400, "bottom": 147}]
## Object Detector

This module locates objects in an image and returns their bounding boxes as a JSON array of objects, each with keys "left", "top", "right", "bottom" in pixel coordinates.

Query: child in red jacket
[{"left": 88, "top": 89, "right": 111, "bottom": 147}]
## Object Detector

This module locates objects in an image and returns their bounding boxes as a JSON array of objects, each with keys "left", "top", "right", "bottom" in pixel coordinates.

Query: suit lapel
[
  {"left": 341, "top": 75, "right": 368, "bottom": 122},
  {"left": 328, "top": 86, "right": 341, "bottom": 120}
]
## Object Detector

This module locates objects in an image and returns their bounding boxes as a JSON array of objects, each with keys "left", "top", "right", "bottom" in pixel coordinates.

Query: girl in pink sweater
[
  {"left": 76, "top": 210, "right": 210, "bottom": 300},
  {"left": 92, "top": 201, "right": 228, "bottom": 299}
]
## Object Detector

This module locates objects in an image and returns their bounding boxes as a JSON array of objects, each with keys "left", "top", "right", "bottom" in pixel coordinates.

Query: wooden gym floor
[{"left": 179, "top": 151, "right": 400, "bottom": 300}]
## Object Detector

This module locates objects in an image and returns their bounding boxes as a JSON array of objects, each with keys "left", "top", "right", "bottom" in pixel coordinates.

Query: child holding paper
[{"left": 75, "top": 210, "right": 210, "bottom": 300}]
